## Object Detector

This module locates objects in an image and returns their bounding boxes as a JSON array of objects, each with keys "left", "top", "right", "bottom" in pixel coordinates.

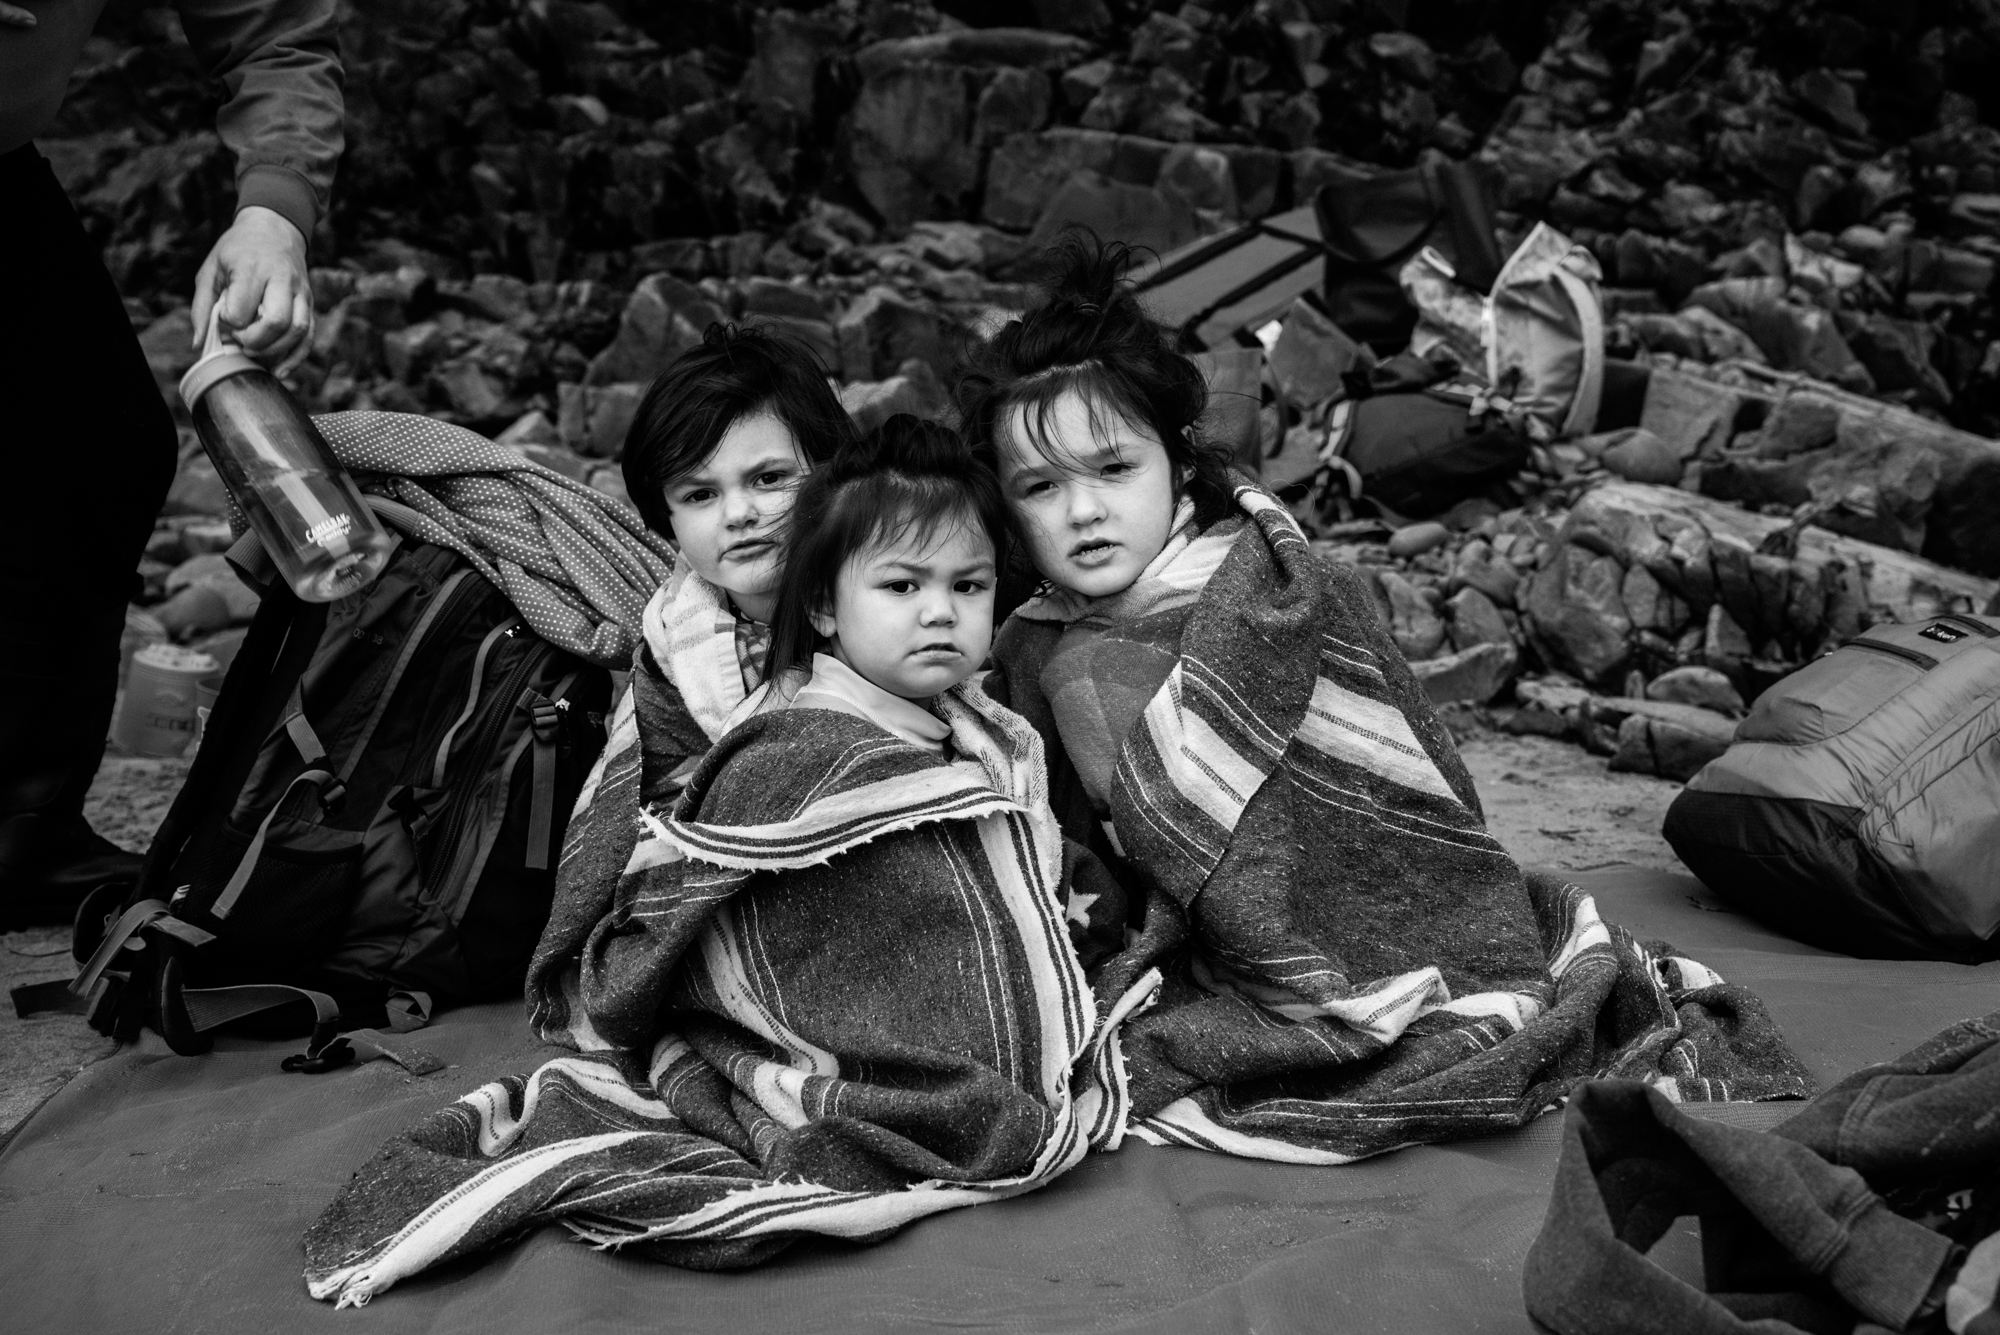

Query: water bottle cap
[
  {"left": 179, "top": 349, "right": 261, "bottom": 411},
  {"left": 177, "top": 307, "right": 264, "bottom": 412}
]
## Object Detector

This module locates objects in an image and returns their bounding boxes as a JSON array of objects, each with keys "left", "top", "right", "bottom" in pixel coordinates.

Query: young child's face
[
  {"left": 663, "top": 412, "right": 807, "bottom": 621},
  {"left": 814, "top": 519, "right": 997, "bottom": 700},
  {"left": 996, "top": 388, "right": 1179, "bottom": 599}
]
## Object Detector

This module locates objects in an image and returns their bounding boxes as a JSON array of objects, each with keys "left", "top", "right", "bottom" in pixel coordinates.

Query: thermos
[{"left": 178, "top": 315, "right": 393, "bottom": 602}]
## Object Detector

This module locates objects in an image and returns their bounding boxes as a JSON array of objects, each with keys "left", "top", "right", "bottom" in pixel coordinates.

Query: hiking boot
[{"left": 0, "top": 813, "right": 142, "bottom": 931}]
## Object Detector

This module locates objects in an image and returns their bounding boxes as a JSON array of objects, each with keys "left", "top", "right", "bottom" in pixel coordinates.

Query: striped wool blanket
[
  {"left": 315, "top": 412, "right": 677, "bottom": 667},
  {"left": 989, "top": 484, "right": 1813, "bottom": 1163},
  {"left": 302, "top": 620, "right": 1150, "bottom": 1306}
]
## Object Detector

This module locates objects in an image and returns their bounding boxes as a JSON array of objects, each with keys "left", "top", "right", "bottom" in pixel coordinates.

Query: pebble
[
  {"left": 1387, "top": 521, "right": 1452, "bottom": 559},
  {"left": 1645, "top": 665, "right": 1747, "bottom": 716},
  {"left": 1601, "top": 430, "right": 1685, "bottom": 484}
]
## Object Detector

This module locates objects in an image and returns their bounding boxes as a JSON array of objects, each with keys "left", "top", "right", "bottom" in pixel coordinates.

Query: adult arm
[{"left": 177, "top": 0, "right": 344, "bottom": 364}]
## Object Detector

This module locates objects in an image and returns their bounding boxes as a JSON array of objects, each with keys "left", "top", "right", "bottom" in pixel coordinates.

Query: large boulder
[
  {"left": 1522, "top": 481, "right": 1999, "bottom": 693},
  {"left": 1524, "top": 543, "right": 1633, "bottom": 685},
  {"left": 1411, "top": 641, "right": 1518, "bottom": 706},
  {"left": 558, "top": 382, "right": 648, "bottom": 459},
  {"left": 982, "top": 128, "right": 1119, "bottom": 230},
  {"left": 585, "top": 275, "right": 723, "bottom": 386},
  {"left": 837, "top": 287, "right": 948, "bottom": 383},
  {"left": 847, "top": 64, "right": 980, "bottom": 229},
  {"left": 1023, "top": 171, "right": 1199, "bottom": 257},
  {"left": 744, "top": 8, "right": 845, "bottom": 120}
]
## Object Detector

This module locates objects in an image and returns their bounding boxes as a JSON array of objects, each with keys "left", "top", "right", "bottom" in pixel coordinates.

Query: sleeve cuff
[{"left": 235, "top": 165, "right": 319, "bottom": 244}]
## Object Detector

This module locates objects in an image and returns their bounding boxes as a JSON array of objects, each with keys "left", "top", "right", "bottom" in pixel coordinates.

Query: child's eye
[
  {"left": 1022, "top": 479, "right": 1056, "bottom": 499},
  {"left": 675, "top": 488, "right": 714, "bottom": 506},
  {"left": 754, "top": 470, "right": 793, "bottom": 487},
  {"left": 1101, "top": 461, "right": 1132, "bottom": 478},
  {"left": 955, "top": 579, "right": 988, "bottom": 595},
  {"left": 883, "top": 579, "right": 917, "bottom": 594}
]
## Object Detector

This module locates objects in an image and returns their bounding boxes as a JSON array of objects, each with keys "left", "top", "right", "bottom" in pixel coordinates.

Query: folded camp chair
[{"left": 1129, "top": 205, "right": 1326, "bottom": 353}]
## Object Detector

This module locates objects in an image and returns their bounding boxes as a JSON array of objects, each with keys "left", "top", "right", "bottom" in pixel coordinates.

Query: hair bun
[{"left": 847, "top": 413, "right": 969, "bottom": 477}]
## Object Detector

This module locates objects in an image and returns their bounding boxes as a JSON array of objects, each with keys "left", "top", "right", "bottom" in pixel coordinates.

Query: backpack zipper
[
  {"left": 430, "top": 616, "right": 524, "bottom": 788},
  {"left": 420, "top": 637, "right": 558, "bottom": 896}
]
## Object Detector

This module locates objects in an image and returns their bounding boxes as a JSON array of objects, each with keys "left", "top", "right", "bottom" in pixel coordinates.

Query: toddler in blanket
[
  {"left": 959, "top": 229, "right": 1812, "bottom": 1163},
  {"left": 303, "top": 416, "right": 1139, "bottom": 1303}
]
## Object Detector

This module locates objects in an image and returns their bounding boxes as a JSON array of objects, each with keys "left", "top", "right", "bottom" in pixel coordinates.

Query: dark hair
[
  {"left": 955, "top": 229, "right": 1238, "bottom": 529},
  {"left": 621, "top": 322, "right": 857, "bottom": 538},
  {"left": 765, "top": 414, "right": 1009, "bottom": 682}
]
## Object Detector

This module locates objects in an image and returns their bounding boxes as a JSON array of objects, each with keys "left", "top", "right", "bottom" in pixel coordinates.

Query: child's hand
[{"left": 0, "top": 4, "right": 38, "bottom": 29}]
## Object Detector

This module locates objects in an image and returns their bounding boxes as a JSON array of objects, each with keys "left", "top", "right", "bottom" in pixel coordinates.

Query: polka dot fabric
[{"left": 314, "top": 412, "right": 677, "bottom": 667}]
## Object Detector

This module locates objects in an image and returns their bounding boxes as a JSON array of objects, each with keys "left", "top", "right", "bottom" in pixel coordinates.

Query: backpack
[
  {"left": 1662, "top": 612, "right": 2000, "bottom": 963},
  {"left": 1313, "top": 372, "right": 1532, "bottom": 520},
  {"left": 65, "top": 532, "right": 612, "bottom": 1066}
]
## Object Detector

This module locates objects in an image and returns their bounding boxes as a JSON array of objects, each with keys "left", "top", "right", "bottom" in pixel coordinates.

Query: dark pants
[{"left": 0, "top": 144, "right": 178, "bottom": 846}]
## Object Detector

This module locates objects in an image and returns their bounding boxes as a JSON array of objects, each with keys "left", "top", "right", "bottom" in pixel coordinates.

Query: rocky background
[{"left": 52, "top": 0, "right": 2000, "bottom": 780}]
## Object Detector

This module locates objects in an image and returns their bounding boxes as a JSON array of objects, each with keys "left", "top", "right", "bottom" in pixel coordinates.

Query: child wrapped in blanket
[
  {"left": 529, "top": 323, "right": 854, "bottom": 1044},
  {"left": 302, "top": 418, "right": 1144, "bottom": 1304},
  {"left": 961, "top": 232, "right": 1810, "bottom": 1162}
]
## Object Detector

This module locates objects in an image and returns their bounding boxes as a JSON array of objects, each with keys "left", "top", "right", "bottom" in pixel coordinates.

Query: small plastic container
[
  {"left": 114, "top": 644, "right": 220, "bottom": 757},
  {"left": 179, "top": 316, "right": 394, "bottom": 602}
]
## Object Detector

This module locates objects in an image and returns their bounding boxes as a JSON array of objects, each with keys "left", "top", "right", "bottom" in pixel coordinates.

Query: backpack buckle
[
  {"left": 520, "top": 690, "right": 561, "bottom": 742},
  {"left": 281, "top": 1036, "right": 355, "bottom": 1075}
]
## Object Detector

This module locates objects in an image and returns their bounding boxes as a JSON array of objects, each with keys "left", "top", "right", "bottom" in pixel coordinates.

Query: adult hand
[
  {"left": 0, "top": 3, "right": 38, "bottom": 29},
  {"left": 190, "top": 205, "right": 314, "bottom": 370}
]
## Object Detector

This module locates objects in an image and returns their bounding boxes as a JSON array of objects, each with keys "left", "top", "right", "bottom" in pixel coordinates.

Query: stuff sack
[
  {"left": 1401, "top": 222, "right": 1606, "bottom": 441},
  {"left": 1320, "top": 386, "right": 1531, "bottom": 519},
  {"left": 1314, "top": 158, "right": 1503, "bottom": 355},
  {"left": 1663, "top": 612, "right": 2000, "bottom": 962},
  {"left": 1483, "top": 222, "right": 1605, "bottom": 440},
  {"left": 70, "top": 534, "right": 612, "bottom": 1059}
]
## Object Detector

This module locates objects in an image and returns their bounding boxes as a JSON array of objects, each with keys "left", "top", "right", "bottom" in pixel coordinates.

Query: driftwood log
[
  {"left": 1640, "top": 359, "right": 2000, "bottom": 577},
  {"left": 1522, "top": 480, "right": 2000, "bottom": 695}
]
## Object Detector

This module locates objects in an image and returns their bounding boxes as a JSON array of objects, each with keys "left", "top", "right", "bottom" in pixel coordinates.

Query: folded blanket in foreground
[
  {"left": 991, "top": 486, "right": 1812, "bottom": 1161},
  {"left": 303, "top": 634, "right": 1147, "bottom": 1307},
  {"left": 1525, "top": 1010, "right": 2000, "bottom": 1334}
]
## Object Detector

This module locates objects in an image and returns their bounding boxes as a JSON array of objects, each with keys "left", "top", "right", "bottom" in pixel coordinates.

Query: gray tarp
[{"left": 3, "top": 863, "right": 1995, "bottom": 1334}]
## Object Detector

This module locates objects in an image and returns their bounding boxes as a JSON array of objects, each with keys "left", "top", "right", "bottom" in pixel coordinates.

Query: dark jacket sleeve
[{"left": 175, "top": 0, "right": 345, "bottom": 239}]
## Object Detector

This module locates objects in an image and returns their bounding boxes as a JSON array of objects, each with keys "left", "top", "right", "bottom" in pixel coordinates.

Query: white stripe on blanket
[
  {"left": 1295, "top": 675, "right": 1459, "bottom": 803},
  {"left": 1131, "top": 1100, "right": 1377, "bottom": 1165},
  {"left": 309, "top": 1130, "right": 660, "bottom": 1307},
  {"left": 462, "top": 1057, "right": 681, "bottom": 1157},
  {"left": 1191, "top": 952, "right": 1452, "bottom": 1045},
  {"left": 692, "top": 903, "right": 843, "bottom": 1124},
  {"left": 645, "top": 557, "right": 752, "bottom": 742},
  {"left": 665, "top": 766, "right": 1027, "bottom": 870},
  {"left": 1141, "top": 668, "right": 1273, "bottom": 830}
]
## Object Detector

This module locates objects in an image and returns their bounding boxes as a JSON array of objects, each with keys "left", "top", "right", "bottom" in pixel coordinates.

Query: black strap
[
  {"left": 337, "top": 567, "right": 476, "bottom": 783},
  {"left": 520, "top": 688, "right": 564, "bottom": 871},
  {"left": 122, "top": 580, "right": 312, "bottom": 912},
  {"left": 70, "top": 899, "right": 215, "bottom": 997},
  {"left": 209, "top": 768, "right": 343, "bottom": 919}
]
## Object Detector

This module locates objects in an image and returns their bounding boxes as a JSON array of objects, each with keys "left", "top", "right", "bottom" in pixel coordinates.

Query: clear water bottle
[{"left": 178, "top": 317, "right": 393, "bottom": 602}]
